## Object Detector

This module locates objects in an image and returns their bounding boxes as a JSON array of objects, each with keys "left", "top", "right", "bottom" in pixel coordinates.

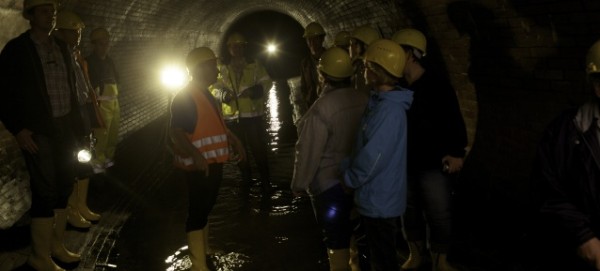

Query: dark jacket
[
  {"left": 0, "top": 31, "right": 84, "bottom": 138},
  {"left": 407, "top": 69, "right": 468, "bottom": 172},
  {"left": 534, "top": 100, "right": 600, "bottom": 248},
  {"left": 299, "top": 52, "right": 321, "bottom": 108}
]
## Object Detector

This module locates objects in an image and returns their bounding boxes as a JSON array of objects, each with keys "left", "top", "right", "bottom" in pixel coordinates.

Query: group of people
[
  {"left": 0, "top": 0, "right": 120, "bottom": 270},
  {"left": 1, "top": 1, "right": 598, "bottom": 271},
  {"left": 291, "top": 22, "right": 467, "bottom": 271},
  {"left": 291, "top": 21, "right": 600, "bottom": 271}
]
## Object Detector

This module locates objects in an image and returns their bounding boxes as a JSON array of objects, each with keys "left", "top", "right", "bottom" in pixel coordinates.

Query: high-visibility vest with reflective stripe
[
  {"left": 173, "top": 88, "right": 229, "bottom": 170},
  {"left": 212, "top": 61, "right": 271, "bottom": 120}
]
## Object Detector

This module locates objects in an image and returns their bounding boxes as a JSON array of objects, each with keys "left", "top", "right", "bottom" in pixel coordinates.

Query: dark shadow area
[
  {"left": 446, "top": 2, "right": 538, "bottom": 270},
  {"left": 220, "top": 10, "right": 308, "bottom": 80}
]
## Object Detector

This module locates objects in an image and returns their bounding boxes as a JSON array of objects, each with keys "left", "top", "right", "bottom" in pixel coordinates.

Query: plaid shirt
[{"left": 31, "top": 35, "right": 71, "bottom": 117}]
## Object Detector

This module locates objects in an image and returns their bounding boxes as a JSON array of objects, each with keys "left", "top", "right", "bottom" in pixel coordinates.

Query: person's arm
[
  {"left": 438, "top": 77, "right": 468, "bottom": 173},
  {"left": 344, "top": 105, "right": 405, "bottom": 188},
  {"left": 291, "top": 109, "right": 328, "bottom": 194},
  {"left": 535, "top": 116, "right": 597, "bottom": 253},
  {"left": 169, "top": 92, "right": 209, "bottom": 174}
]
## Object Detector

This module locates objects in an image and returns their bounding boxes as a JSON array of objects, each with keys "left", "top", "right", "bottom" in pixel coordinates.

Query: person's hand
[
  {"left": 16, "top": 129, "right": 38, "bottom": 154},
  {"left": 578, "top": 237, "right": 600, "bottom": 270},
  {"left": 221, "top": 88, "right": 234, "bottom": 103},
  {"left": 442, "top": 155, "right": 464, "bottom": 174},
  {"left": 192, "top": 152, "right": 209, "bottom": 176}
]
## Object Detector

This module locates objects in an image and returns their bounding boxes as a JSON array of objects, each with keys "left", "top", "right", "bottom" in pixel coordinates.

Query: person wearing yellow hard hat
[
  {"left": 533, "top": 40, "right": 600, "bottom": 271},
  {"left": 171, "top": 46, "right": 245, "bottom": 271},
  {"left": 300, "top": 22, "right": 327, "bottom": 108},
  {"left": 86, "top": 27, "right": 120, "bottom": 173},
  {"left": 54, "top": 10, "right": 107, "bottom": 232},
  {"left": 349, "top": 26, "right": 381, "bottom": 96},
  {"left": 341, "top": 39, "right": 413, "bottom": 271},
  {"left": 0, "top": 0, "right": 88, "bottom": 270},
  {"left": 392, "top": 28, "right": 466, "bottom": 271},
  {"left": 332, "top": 30, "right": 351, "bottom": 51},
  {"left": 291, "top": 47, "right": 368, "bottom": 271},
  {"left": 211, "top": 32, "right": 273, "bottom": 193}
]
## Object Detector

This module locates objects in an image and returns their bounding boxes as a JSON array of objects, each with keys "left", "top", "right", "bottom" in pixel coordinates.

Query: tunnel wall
[{"left": 1, "top": 0, "right": 600, "bottom": 242}]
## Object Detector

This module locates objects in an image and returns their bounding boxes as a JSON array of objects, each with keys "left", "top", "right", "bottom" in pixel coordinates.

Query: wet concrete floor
[{"left": 1, "top": 81, "right": 538, "bottom": 271}]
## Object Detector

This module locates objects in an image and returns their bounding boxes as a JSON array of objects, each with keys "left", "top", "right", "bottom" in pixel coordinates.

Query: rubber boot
[
  {"left": 187, "top": 230, "right": 210, "bottom": 271},
  {"left": 76, "top": 178, "right": 101, "bottom": 222},
  {"left": 401, "top": 241, "right": 425, "bottom": 270},
  {"left": 51, "top": 209, "right": 81, "bottom": 264},
  {"left": 328, "top": 248, "right": 351, "bottom": 271},
  {"left": 349, "top": 236, "right": 361, "bottom": 271},
  {"left": 67, "top": 183, "right": 92, "bottom": 229},
  {"left": 431, "top": 252, "right": 459, "bottom": 271},
  {"left": 27, "top": 217, "right": 65, "bottom": 271}
]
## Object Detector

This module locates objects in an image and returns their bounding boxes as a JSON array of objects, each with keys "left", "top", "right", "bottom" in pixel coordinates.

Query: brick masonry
[{"left": 0, "top": 0, "right": 599, "bottom": 231}]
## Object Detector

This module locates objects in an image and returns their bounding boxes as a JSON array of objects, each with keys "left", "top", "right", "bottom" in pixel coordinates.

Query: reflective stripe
[
  {"left": 201, "top": 147, "right": 229, "bottom": 159},
  {"left": 190, "top": 134, "right": 227, "bottom": 149},
  {"left": 175, "top": 147, "right": 229, "bottom": 166}
]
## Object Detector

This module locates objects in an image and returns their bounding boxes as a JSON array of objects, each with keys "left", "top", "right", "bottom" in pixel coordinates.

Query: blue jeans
[
  {"left": 401, "top": 169, "right": 453, "bottom": 253},
  {"left": 311, "top": 183, "right": 354, "bottom": 249}
]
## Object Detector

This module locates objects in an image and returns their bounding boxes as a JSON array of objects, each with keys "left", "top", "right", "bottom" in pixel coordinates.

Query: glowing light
[
  {"left": 160, "top": 65, "right": 188, "bottom": 91},
  {"left": 77, "top": 149, "right": 92, "bottom": 163},
  {"left": 266, "top": 43, "right": 277, "bottom": 54}
]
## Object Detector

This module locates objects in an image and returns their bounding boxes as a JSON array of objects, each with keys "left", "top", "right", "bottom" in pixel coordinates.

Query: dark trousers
[
  {"left": 226, "top": 116, "right": 270, "bottom": 184},
  {"left": 311, "top": 183, "right": 354, "bottom": 249},
  {"left": 22, "top": 115, "right": 79, "bottom": 218},
  {"left": 401, "top": 169, "right": 453, "bottom": 253},
  {"left": 183, "top": 163, "right": 223, "bottom": 232},
  {"left": 362, "top": 216, "right": 399, "bottom": 271}
]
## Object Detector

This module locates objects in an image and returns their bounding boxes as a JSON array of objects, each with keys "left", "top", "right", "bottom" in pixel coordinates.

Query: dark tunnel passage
[{"left": 1, "top": 0, "right": 600, "bottom": 270}]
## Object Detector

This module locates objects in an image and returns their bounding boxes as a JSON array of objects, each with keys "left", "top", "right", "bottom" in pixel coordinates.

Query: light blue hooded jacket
[{"left": 342, "top": 87, "right": 413, "bottom": 218}]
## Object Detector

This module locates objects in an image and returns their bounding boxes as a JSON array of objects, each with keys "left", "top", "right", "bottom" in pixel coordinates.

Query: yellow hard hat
[
  {"left": 351, "top": 26, "right": 380, "bottom": 46},
  {"left": 303, "top": 22, "right": 325, "bottom": 38},
  {"left": 392, "top": 28, "right": 427, "bottom": 56},
  {"left": 90, "top": 27, "right": 110, "bottom": 42},
  {"left": 186, "top": 47, "right": 217, "bottom": 70},
  {"left": 318, "top": 47, "right": 353, "bottom": 79},
  {"left": 227, "top": 33, "right": 247, "bottom": 45},
  {"left": 365, "top": 39, "right": 406, "bottom": 78},
  {"left": 23, "top": 0, "right": 56, "bottom": 11},
  {"left": 334, "top": 31, "right": 351, "bottom": 47},
  {"left": 586, "top": 40, "right": 600, "bottom": 75},
  {"left": 56, "top": 11, "right": 85, "bottom": 30}
]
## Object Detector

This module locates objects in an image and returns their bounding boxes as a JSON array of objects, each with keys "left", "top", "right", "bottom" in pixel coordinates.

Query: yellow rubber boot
[
  {"left": 349, "top": 235, "right": 361, "bottom": 271},
  {"left": 67, "top": 184, "right": 91, "bottom": 229},
  {"left": 51, "top": 209, "right": 81, "bottom": 264},
  {"left": 76, "top": 178, "right": 101, "bottom": 222},
  {"left": 328, "top": 248, "right": 351, "bottom": 271},
  {"left": 402, "top": 241, "right": 425, "bottom": 270},
  {"left": 187, "top": 229, "right": 210, "bottom": 271},
  {"left": 27, "top": 217, "right": 65, "bottom": 271},
  {"left": 431, "top": 252, "right": 459, "bottom": 271}
]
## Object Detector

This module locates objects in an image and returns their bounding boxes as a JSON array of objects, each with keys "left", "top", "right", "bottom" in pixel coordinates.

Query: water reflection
[
  {"left": 165, "top": 246, "right": 250, "bottom": 271},
  {"left": 164, "top": 80, "right": 326, "bottom": 271}
]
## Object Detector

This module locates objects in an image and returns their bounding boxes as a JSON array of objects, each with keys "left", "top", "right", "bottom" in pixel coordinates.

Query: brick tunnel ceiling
[{"left": 68, "top": 0, "right": 401, "bottom": 58}]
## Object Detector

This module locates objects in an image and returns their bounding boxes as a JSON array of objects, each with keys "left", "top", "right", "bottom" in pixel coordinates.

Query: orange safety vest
[{"left": 173, "top": 88, "right": 230, "bottom": 170}]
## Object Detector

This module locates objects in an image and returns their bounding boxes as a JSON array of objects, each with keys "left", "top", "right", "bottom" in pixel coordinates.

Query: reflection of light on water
[
  {"left": 266, "top": 82, "right": 280, "bottom": 151},
  {"left": 166, "top": 246, "right": 250, "bottom": 271}
]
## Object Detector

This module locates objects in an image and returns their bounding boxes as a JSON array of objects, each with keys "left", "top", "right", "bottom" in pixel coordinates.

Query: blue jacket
[{"left": 342, "top": 87, "right": 413, "bottom": 218}]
